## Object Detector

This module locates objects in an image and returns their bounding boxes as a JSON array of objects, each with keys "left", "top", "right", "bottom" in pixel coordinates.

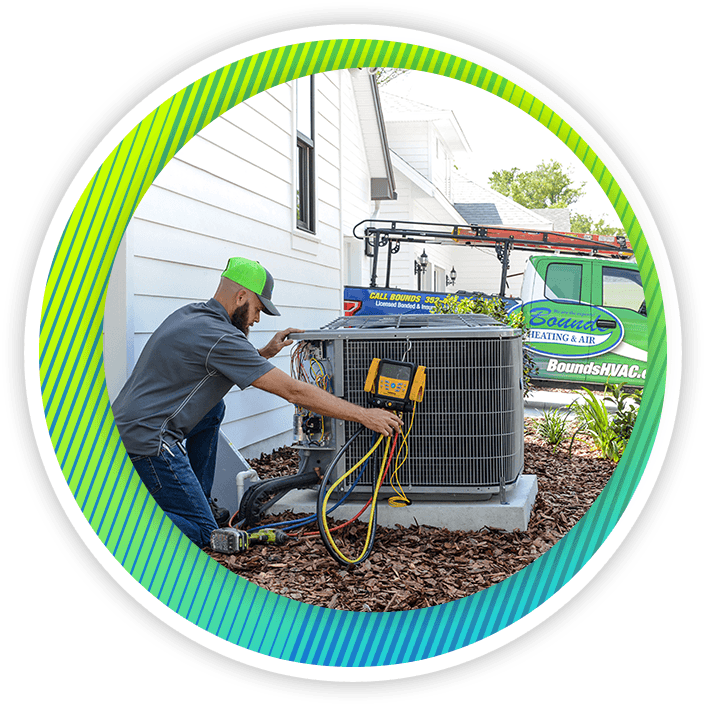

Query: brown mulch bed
[{"left": 205, "top": 422, "right": 616, "bottom": 611}]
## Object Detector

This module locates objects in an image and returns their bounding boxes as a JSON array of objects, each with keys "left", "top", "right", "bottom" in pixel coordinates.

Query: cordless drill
[{"left": 209, "top": 527, "right": 289, "bottom": 554}]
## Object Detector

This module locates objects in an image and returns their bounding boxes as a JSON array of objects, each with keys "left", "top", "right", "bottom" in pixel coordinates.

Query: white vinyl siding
[{"left": 105, "top": 70, "right": 372, "bottom": 458}]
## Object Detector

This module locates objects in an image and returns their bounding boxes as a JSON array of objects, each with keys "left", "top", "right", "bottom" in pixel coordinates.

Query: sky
[{"left": 381, "top": 69, "right": 623, "bottom": 227}]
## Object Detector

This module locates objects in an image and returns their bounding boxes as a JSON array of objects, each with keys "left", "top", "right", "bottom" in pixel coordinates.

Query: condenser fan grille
[{"left": 342, "top": 336, "right": 522, "bottom": 488}]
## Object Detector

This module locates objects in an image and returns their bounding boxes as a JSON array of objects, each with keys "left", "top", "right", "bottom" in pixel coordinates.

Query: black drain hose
[{"left": 238, "top": 468, "right": 322, "bottom": 528}]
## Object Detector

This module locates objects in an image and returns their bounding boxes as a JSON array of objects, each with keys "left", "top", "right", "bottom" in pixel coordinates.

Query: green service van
[
  {"left": 515, "top": 254, "right": 647, "bottom": 387},
  {"left": 344, "top": 219, "right": 647, "bottom": 388}
]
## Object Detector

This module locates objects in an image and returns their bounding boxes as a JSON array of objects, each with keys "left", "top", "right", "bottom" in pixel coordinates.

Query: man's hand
[
  {"left": 258, "top": 328, "right": 304, "bottom": 359},
  {"left": 358, "top": 407, "right": 402, "bottom": 437}
]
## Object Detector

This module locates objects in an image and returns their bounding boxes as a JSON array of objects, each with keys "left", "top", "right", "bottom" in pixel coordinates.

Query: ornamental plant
[
  {"left": 568, "top": 384, "right": 641, "bottom": 462},
  {"left": 535, "top": 408, "right": 571, "bottom": 454}
]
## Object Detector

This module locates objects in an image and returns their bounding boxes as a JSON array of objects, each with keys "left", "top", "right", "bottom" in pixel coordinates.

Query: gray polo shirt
[{"left": 112, "top": 298, "right": 274, "bottom": 457}]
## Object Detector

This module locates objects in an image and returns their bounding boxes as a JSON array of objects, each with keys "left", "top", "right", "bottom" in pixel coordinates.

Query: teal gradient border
[{"left": 37, "top": 39, "right": 666, "bottom": 667}]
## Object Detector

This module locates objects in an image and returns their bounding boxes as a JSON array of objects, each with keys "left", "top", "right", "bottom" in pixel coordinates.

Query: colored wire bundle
[
  {"left": 291, "top": 342, "right": 331, "bottom": 445},
  {"left": 290, "top": 342, "right": 331, "bottom": 391},
  {"left": 289, "top": 341, "right": 309, "bottom": 380}
]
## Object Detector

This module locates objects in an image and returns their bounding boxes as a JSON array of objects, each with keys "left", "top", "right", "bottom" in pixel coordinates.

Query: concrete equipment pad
[{"left": 267, "top": 474, "right": 538, "bottom": 532}]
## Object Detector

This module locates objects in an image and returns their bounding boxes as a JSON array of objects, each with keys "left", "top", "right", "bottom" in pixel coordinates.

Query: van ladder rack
[{"left": 353, "top": 219, "right": 632, "bottom": 292}]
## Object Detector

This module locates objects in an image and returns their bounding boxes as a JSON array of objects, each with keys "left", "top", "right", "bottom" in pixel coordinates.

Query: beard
[{"left": 230, "top": 302, "right": 250, "bottom": 336}]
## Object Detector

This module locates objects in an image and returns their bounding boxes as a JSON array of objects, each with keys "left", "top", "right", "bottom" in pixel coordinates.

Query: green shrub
[
  {"left": 604, "top": 383, "right": 642, "bottom": 454},
  {"left": 568, "top": 384, "right": 641, "bottom": 462}
]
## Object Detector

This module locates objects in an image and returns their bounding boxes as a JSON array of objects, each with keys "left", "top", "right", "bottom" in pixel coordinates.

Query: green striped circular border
[{"left": 37, "top": 39, "right": 666, "bottom": 668}]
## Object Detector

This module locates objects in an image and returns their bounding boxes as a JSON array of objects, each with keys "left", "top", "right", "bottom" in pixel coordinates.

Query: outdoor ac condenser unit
[{"left": 291, "top": 313, "right": 524, "bottom": 498}]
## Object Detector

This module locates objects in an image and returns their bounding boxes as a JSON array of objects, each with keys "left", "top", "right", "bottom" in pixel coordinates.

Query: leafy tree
[
  {"left": 489, "top": 160, "right": 626, "bottom": 238},
  {"left": 570, "top": 212, "right": 626, "bottom": 238},
  {"left": 488, "top": 160, "right": 585, "bottom": 209}
]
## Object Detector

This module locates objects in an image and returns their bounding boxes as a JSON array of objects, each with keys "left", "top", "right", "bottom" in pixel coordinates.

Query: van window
[
  {"left": 602, "top": 266, "right": 644, "bottom": 311},
  {"left": 544, "top": 263, "right": 582, "bottom": 302}
]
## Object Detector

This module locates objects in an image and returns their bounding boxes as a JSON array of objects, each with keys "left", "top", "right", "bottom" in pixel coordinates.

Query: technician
[{"left": 112, "top": 256, "right": 401, "bottom": 548}]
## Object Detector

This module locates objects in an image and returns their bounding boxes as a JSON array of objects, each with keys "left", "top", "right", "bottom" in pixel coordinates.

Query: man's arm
[{"left": 250, "top": 367, "right": 402, "bottom": 437}]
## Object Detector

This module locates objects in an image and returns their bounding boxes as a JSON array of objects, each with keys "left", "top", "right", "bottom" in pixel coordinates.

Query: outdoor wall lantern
[
  {"left": 414, "top": 250, "right": 429, "bottom": 290},
  {"left": 446, "top": 266, "right": 457, "bottom": 287},
  {"left": 414, "top": 249, "right": 429, "bottom": 275}
]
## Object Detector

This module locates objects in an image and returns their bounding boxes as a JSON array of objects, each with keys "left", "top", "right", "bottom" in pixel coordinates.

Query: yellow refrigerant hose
[{"left": 318, "top": 432, "right": 401, "bottom": 566}]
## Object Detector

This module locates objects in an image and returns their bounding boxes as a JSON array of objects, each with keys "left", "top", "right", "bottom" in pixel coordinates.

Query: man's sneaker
[{"left": 209, "top": 499, "right": 231, "bottom": 527}]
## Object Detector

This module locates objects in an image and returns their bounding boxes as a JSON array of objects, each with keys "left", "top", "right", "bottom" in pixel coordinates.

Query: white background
[{"left": 22, "top": 23, "right": 684, "bottom": 701}]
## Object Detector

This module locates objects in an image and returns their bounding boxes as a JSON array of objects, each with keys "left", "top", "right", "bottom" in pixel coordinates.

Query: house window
[{"left": 296, "top": 75, "right": 316, "bottom": 233}]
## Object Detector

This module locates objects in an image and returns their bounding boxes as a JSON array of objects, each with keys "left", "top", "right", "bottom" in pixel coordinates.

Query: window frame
[
  {"left": 601, "top": 265, "right": 645, "bottom": 313},
  {"left": 295, "top": 75, "right": 316, "bottom": 234},
  {"left": 544, "top": 262, "right": 583, "bottom": 303}
]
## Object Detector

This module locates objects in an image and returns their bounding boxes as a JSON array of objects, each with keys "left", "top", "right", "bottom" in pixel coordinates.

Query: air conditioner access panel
[{"left": 291, "top": 314, "right": 524, "bottom": 498}]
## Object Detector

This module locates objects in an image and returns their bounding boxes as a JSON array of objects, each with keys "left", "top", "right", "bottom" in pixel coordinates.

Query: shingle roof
[{"left": 451, "top": 173, "right": 551, "bottom": 228}]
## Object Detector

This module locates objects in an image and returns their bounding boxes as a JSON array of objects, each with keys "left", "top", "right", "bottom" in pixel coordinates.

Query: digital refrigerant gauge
[{"left": 364, "top": 358, "right": 426, "bottom": 412}]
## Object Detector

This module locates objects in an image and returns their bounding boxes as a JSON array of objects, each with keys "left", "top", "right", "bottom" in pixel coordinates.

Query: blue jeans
[{"left": 130, "top": 401, "right": 226, "bottom": 548}]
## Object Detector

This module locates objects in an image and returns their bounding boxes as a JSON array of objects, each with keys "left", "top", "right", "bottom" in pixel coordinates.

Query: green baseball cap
[{"left": 221, "top": 257, "right": 280, "bottom": 316}]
